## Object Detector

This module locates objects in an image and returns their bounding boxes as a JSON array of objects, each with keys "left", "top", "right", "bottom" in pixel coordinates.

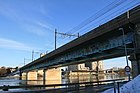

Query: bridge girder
[{"left": 20, "top": 5, "right": 140, "bottom": 72}]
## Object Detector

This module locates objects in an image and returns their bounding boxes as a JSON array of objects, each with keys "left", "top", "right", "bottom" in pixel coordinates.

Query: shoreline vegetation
[{"left": 0, "top": 67, "right": 18, "bottom": 77}]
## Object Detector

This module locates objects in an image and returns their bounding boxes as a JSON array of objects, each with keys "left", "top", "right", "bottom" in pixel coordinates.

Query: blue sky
[{"left": 0, "top": 0, "right": 139, "bottom": 68}]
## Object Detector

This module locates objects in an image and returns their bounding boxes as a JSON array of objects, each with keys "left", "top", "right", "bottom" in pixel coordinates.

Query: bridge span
[{"left": 20, "top": 5, "right": 140, "bottom": 79}]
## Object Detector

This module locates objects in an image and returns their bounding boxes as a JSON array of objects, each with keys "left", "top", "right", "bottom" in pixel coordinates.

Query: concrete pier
[
  {"left": 130, "top": 23, "right": 140, "bottom": 78},
  {"left": 27, "top": 71, "right": 38, "bottom": 80},
  {"left": 20, "top": 68, "right": 61, "bottom": 85},
  {"left": 45, "top": 68, "right": 61, "bottom": 81}
]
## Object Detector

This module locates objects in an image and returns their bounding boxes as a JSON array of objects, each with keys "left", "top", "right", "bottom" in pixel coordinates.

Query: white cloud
[
  {"left": 37, "top": 21, "right": 53, "bottom": 30},
  {"left": 0, "top": 1, "right": 54, "bottom": 36},
  {"left": 23, "top": 23, "right": 46, "bottom": 36},
  {"left": 0, "top": 38, "right": 39, "bottom": 51},
  {"left": 0, "top": 2, "right": 23, "bottom": 22}
]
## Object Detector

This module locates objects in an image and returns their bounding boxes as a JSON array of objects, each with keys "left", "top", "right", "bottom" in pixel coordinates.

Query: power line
[
  {"left": 74, "top": 0, "right": 139, "bottom": 35},
  {"left": 56, "top": 0, "right": 128, "bottom": 45},
  {"left": 48, "top": 0, "right": 139, "bottom": 50},
  {"left": 66, "top": 0, "right": 127, "bottom": 34},
  {"left": 58, "top": 0, "right": 139, "bottom": 46},
  {"left": 54, "top": 29, "right": 79, "bottom": 49}
]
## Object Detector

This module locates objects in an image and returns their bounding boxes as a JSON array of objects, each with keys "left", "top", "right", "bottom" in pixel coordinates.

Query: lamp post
[{"left": 119, "top": 28, "right": 130, "bottom": 81}]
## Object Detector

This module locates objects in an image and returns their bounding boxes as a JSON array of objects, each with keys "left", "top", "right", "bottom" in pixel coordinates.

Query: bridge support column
[
  {"left": 20, "top": 72, "right": 26, "bottom": 80},
  {"left": 27, "top": 71, "right": 38, "bottom": 80},
  {"left": 26, "top": 72, "right": 28, "bottom": 81},
  {"left": 129, "top": 23, "right": 140, "bottom": 78},
  {"left": 129, "top": 54, "right": 140, "bottom": 78},
  {"left": 43, "top": 69, "right": 46, "bottom": 85},
  {"left": 19, "top": 71, "right": 22, "bottom": 80},
  {"left": 44, "top": 68, "right": 62, "bottom": 85},
  {"left": 24, "top": 72, "right": 28, "bottom": 85}
]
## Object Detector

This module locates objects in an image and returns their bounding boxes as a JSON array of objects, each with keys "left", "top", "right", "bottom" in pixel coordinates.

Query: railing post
[
  {"left": 66, "top": 85, "right": 68, "bottom": 92},
  {"left": 113, "top": 81, "right": 116, "bottom": 93},
  {"left": 53, "top": 86, "right": 55, "bottom": 93},
  {"left": 117, "top": 82, "right": 120, "bottom": 93}
]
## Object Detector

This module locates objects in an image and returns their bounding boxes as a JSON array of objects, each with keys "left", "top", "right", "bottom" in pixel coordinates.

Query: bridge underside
[
  {"left": 20, "top": 5, "right": 140, "bottom": 77},
  {"left": 22, "top": 30, "right": 135, "bottom": 72}
]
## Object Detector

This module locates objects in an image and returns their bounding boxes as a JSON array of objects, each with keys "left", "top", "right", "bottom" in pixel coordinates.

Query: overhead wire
[
  {"left": 56, "top": 0, "right": 121, "bottom": 43},
  {"left": 58, "top": 0, "right": 139, "bottom": 45},
  {"left": 66, "top": 0, "right": 127, "bottom": 34},
  {"left": 73, "top": 0, "right": 139, "bottom": 35},
  {"left": 56, "top": 0, "right": 129, "bottom": 46}
]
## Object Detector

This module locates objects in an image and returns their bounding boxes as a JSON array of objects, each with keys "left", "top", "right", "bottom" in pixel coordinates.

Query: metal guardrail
[{"left": 0, "top": 78, "right": 127, "bottom": 92}]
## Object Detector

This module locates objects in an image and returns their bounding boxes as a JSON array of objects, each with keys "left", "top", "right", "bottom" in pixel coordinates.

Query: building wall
[
  {"left": 68, "top": 61, "right": 104, "bottom": 71},
  {"left": 68, "top": 64, "right": 78, "bottom": 71},
  {"left": 85, "top": 60, "right": 104, "bottom": 70}
]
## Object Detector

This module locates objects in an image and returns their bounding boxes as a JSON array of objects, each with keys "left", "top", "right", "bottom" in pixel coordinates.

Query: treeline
[{"left": 0, "top": 67, "right": 11, "bottom": 77}]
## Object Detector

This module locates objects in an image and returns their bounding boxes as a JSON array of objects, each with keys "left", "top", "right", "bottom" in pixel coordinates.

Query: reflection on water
[
  {"left": 0, "top": 77, "right": 25, "bottom": 91},
  {"left": 0, "top": 77, "right": 20, "bottom": 86},
  {"left": 0, "top": 74, "right": 127, "bottom": 91},
  {"left": 21, "top": 77, "right": 62, "bottom": 90}
]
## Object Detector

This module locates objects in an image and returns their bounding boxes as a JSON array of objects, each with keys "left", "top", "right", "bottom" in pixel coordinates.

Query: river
[{"left": 0, "top": 74, "right": 127, "bottom": 91}]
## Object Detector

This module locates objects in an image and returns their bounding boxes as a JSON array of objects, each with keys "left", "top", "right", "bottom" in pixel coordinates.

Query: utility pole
[
  {"left": 24, "top": 58, "right": 26, "bottom": 66},
  {"left": 32, "top": 50, "right": 34, "bottom": 62},
  {"left": 32, "top": 50, "right": 41, "bottom": 62},
  {"left": 54, "top": 29, "right": 80, "bottom": 50},
  {"left": 55, "top": 29, "right": 57, "bottom": 50},
  {"left": 24, "top": 58, "right": 25, "bottom": 66},
  {"left": 24, "top": 58, "right": 31, "bottom": 66}
]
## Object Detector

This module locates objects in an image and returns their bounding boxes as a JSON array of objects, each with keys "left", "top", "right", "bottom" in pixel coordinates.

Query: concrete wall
[
  {"left": 28, "top": 71, "right": 38, "bottom": 80},
  {"left": 45, "top": 68, "right": 61, "bottom": 81},
  {"left": 130, "top": 23, "right": 140, "bottom": 78},
  {"left": 21, "top": 72, "right": 26, "bottom": 80}
]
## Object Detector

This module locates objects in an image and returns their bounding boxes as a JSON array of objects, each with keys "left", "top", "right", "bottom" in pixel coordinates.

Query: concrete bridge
[{"left": 20, "top": 5, "right": 140, "bottom": 81}]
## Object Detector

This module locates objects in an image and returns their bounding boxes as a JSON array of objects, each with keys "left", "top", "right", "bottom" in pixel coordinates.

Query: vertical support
[
  {"left": 89, "top": 71, "right": 91, "bottom": 82},
  {"left": 36, "top": 70, "right": 38, "bottom": 80},
  {"left": 25, "top": 72, "right": 28, "bottom": 87},
  {"left": 55, "top": 29, "right": 57, "bottom": 50},
  {"left": 77, "top": 71, "right": 79, "bottom": 83},
  {"left": 129, "top": 23, "right": 140, "bottom": 78},
  {"left": 117, "top": 82, "right": 120, "bottom": 93},
  {"left": 77, "top": 33, "right": 80, "bottom": 37},
  {"left": 96, "top": 61, "right": 99, "bottom": 84},
  {"left": 26, "top": 72, "right": 28, "bottom": 81},
  {"left": 113, "top": 81, "right": 116, "bottom": 93},
  {"left": 24, "top": 58, "right": 25, "bottom": 66},
  {"left": 129, "top": 54, "right": 140, "bottom": 78},
  {"left": 19, "top": 70, "right": 22, "bottom": 80},
  {"left": 43, "top": 69, "right": 46, "bottom": 85},
  {"left": 32, "top": 50, "right": 34, "bottom": 62}
]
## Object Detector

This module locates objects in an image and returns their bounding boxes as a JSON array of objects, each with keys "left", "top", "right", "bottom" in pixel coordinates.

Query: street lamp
[{"left": 119, "top": 28, "right": 130, "bottom": 81}]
